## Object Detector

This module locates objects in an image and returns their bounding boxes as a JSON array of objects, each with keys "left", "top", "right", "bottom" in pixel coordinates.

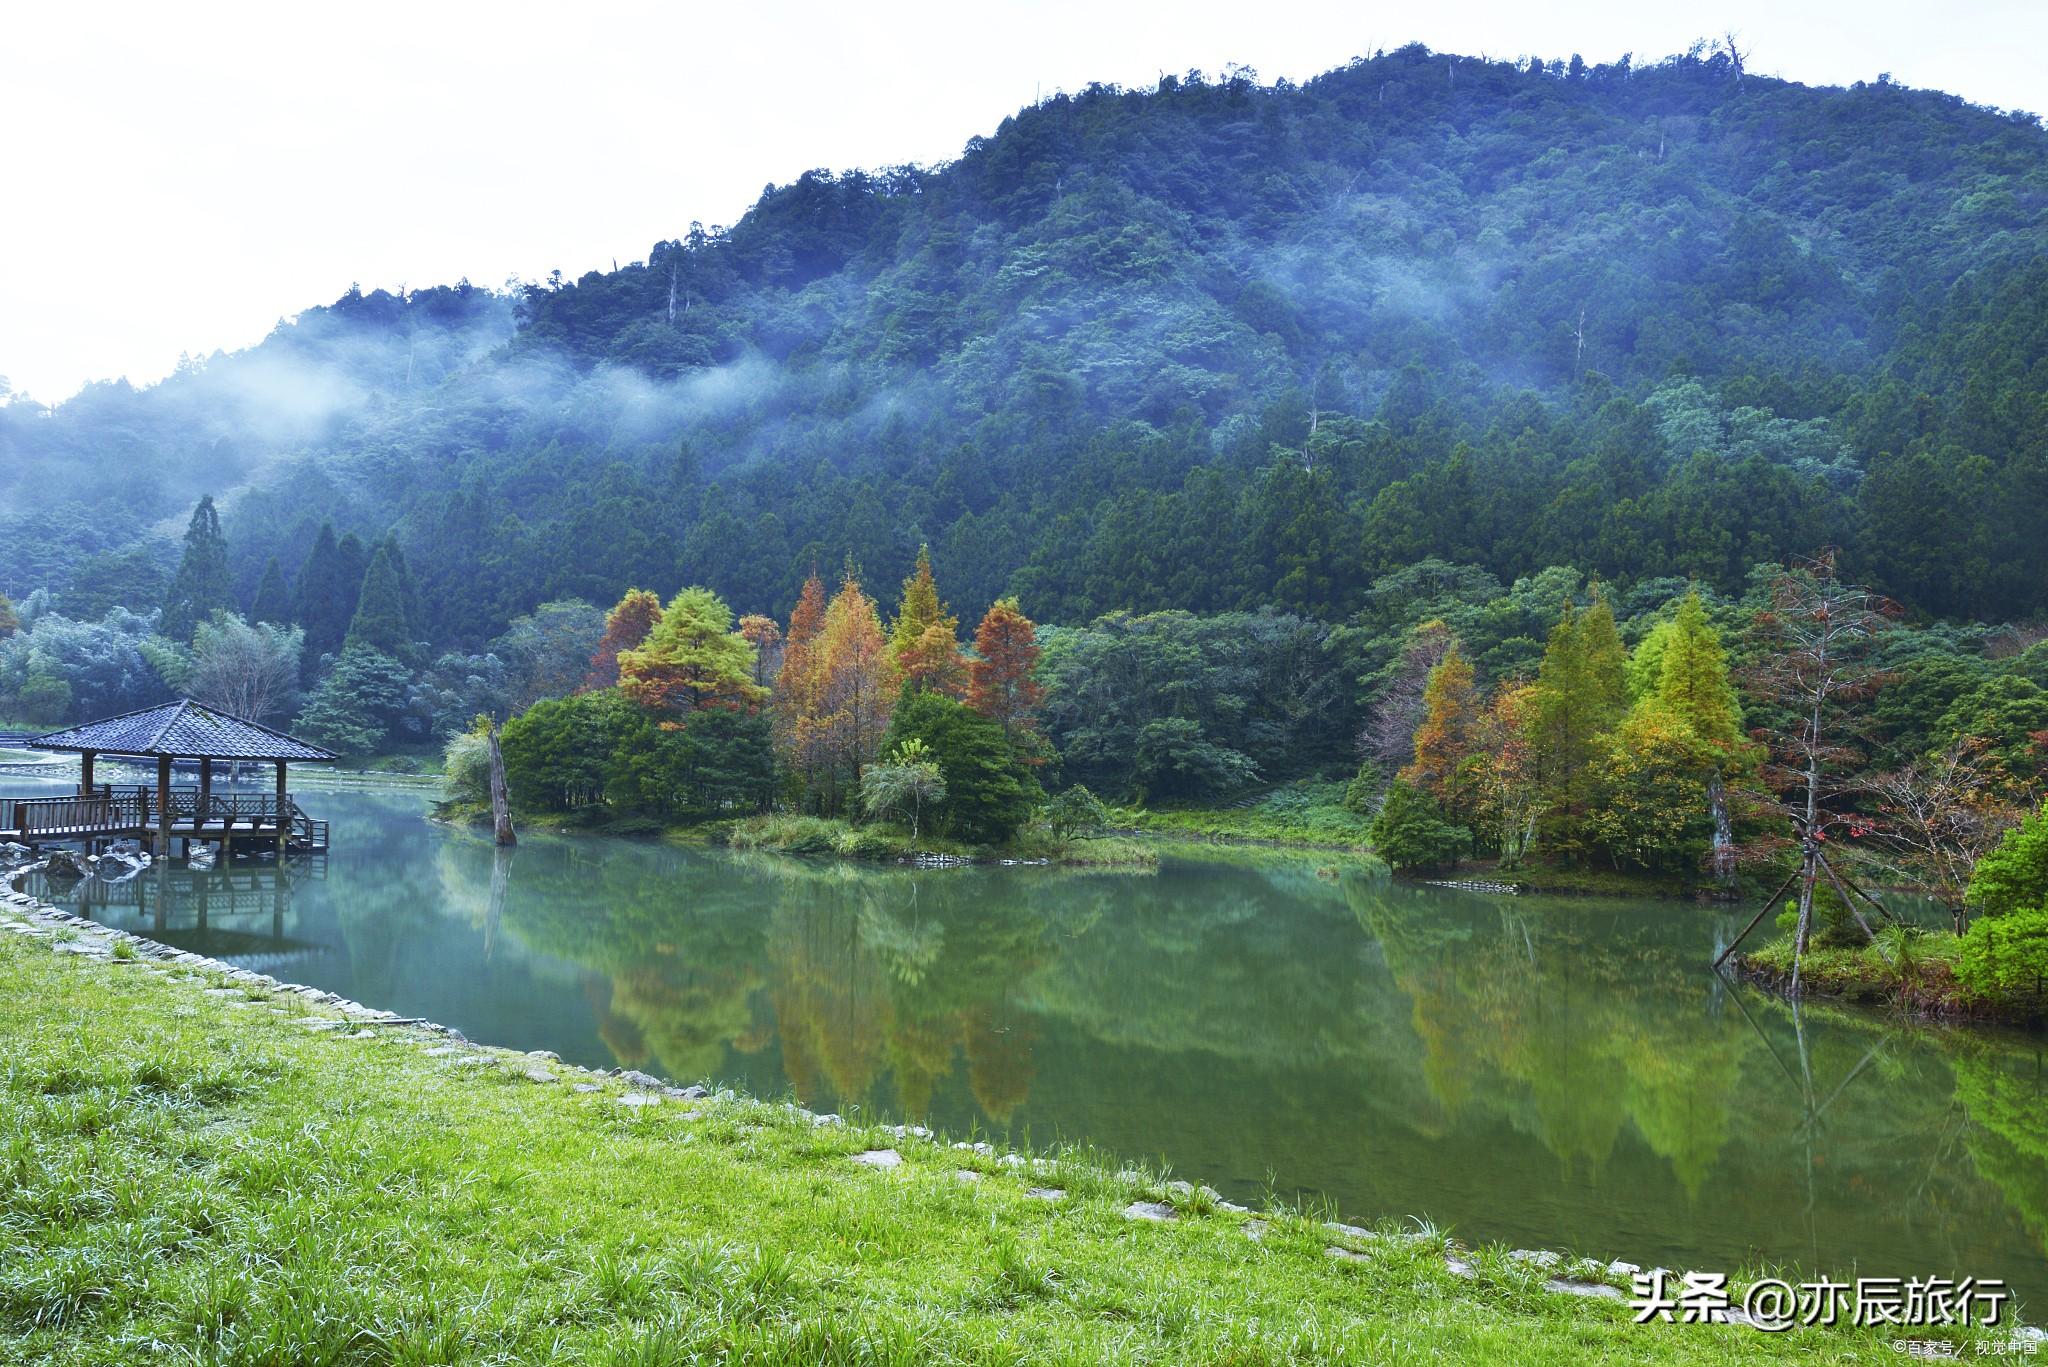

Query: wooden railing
[
  {"left": 6, "top": 791, "right": 145, "bottom": 838},
  {"left": 3, "top": 788, "right": 312, "bottom": 840}
]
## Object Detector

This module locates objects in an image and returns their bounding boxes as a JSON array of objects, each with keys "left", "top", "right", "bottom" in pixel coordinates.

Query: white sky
[{"left": 2, "top": 0, "right": 2042, "bottom": 403}]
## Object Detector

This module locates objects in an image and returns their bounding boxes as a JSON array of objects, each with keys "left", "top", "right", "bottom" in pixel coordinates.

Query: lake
[{"left": 8, "top": 775, "right": 2047, "bottom": 1306}]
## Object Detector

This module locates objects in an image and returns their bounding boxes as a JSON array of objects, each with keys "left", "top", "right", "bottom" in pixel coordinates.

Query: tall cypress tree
[
  {"left": 161, "top": 496, "right": 233, "bottom": 641},
  {"left": 295, "top": 523, "right": 351, "bottom": 674},
  {"left": 346, "top": 541, "right": 415, "bottom": 659},
  {"left": 248, "top": 557, "right": 292, "bottom": 626},
  {"left": 888, "top": 544, "right": 965, "bottom": 694},
  {"left": 335, "top": 533, "right": 369, "bottom": 619},
  {"left": 383, "top": 537, "right": 425, "bottom": 644},
  {"left": 1651, "top": 591, "right": 1741, "bottom": 747},
  {"left": 1528, "top": 591, "right": 1628, "bottom": 860}
]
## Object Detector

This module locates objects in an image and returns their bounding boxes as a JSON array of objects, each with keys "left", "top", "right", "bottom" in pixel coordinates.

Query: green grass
[
  {"left": 717, "top": 814, "right": 1158, "bottom": 868},
  {"left": 1115, "top": 781, "right": 1373, "bottom": 850},
  {"left": 0, "top": 930, "right": 1988, "bottom": 1364}
]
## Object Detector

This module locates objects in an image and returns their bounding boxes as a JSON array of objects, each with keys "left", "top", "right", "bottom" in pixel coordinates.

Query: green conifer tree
[
  {"left": 294, "top": 523, "right": 365, "bottom": 673},
  {"left": 161, "top": 496, "right": 233, "bottom": 641},
  {"left": 248, "top": 557, "right": 292, "bottom": 626},
  {"left": 1528, "top": 591, "right": 1629, "bottom": 861},
  {"left": 381, "top": 536, "right": 425, "bottom": 643},
  {"left": 617, "top": 587, "right": 766, "bottom": 717},
  {"left": 890, "top": 546, "right": 956, "bottom": 650},
  {"left": 346, "top": 541, "right": 416, "bottom": 659},
  {"left": 1651, "top": 591, "right": 1741, "bottom": 747}
]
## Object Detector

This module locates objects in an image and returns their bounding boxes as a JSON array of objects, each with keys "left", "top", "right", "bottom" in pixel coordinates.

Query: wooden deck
[{"left": 2, "top": 786, "right": 328, "bottom": 855}]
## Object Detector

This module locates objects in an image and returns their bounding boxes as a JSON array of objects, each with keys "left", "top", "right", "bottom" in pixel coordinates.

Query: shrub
[
  {"left": 1955, "top": 907, "right": 2048, "bottom": 1005},
  {"left": 1965, "top": 805, "right": 2048, "bottom": 922},
  {"left": 1342, "top": 762, "right": 1381, "bottom": 816},
  {"left": 881, "top": 692, "right": 1040, "bottom": 843},
  {"left": 442, "top": 723, "right": 491, "bottom": 804},
  {"left": 1368, "top": 779, "right": 1469, "bottom": 874},
  {"left": 1042, "top": 785, "right": 1110, "bottom": 839}
]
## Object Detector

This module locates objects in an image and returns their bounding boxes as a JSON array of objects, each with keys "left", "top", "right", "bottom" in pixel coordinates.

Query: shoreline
[
  {"left": 3, "top": 857, "right": 1994, "bottom": 1360},
  {"left": 1727, "top": 950, "right": 2046, "bottom": 1031}
]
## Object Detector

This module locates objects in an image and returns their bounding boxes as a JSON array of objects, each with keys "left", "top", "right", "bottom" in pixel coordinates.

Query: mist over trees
[
  {"left": 1, "top": 45, "right": 2044, "bottom": 645},
  {"left": 1, "top": 44, "right": 2045, "bottom": 861}
]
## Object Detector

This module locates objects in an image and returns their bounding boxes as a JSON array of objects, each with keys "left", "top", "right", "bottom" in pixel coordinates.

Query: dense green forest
[
  {"left": 4, "top": 42, "right": 2045, "bottom": 637},
  {"left": 3, "top": 45, "right": 2046, "bottom": 895}
]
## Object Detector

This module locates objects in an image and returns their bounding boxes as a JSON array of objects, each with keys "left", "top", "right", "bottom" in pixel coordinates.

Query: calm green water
[{"left": 9, "top": 778, "right": 2048, "bottom": 1307}]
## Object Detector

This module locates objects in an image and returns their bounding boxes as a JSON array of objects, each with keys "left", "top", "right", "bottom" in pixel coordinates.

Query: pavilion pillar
[
  {"left": 78, "top": 750, "right": 95, "bottom": 796},
  {"left": 154, "top": 755, "right": 172, "bottom": 856},
  {"left": 275, "top": 761, "right": 289, "bottom": 855},
  {"left": 199, "top": 757, "right": 213, "bottom": 821}
]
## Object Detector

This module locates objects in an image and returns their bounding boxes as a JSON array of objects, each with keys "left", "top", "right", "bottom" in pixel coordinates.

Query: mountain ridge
[{"left": 3, "top": 42, "right": 2044, "bottom": 635}]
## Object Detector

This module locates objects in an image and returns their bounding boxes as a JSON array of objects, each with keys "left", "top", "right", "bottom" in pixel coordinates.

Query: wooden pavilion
[{"left": 5, "top": 700, "right": 336, "bottom": 858}]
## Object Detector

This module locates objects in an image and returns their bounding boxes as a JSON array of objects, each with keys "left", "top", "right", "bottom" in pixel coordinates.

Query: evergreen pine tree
[
  {"left": 335, "top": 533, "right": 369, "bottom": 621},
  {"left": 248, "top": 557, "right": 292, "bottom": 626},
  {"left": 161, "top": 496, "right": 233, "bottom": 641},
  {"left": 346, "top": 541, "right": 415, "bottom": 659},
  {"left": 381, "top": 536, "right": 426, "bottom": 643},
  {"left": 294, "top": 523, "right": 365, "bottom": 674}
]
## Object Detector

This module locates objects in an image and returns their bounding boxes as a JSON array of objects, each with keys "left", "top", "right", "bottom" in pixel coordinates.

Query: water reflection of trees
[
  {"left": 1952, "top": 1042, "right": 2048, "bottom": 1262},
  {"left": 1351, "top": 882, "right": 1744, "bottom": 1196},
  {"left": 1351, "top": 877, "right": 2048, "bottom": 1275},
  {"left": 446, "top": 829, "right": 2048, "bottom": 1280},
  {"left": 493, "top": 849, "right": 1052, "bottom": 1120}
]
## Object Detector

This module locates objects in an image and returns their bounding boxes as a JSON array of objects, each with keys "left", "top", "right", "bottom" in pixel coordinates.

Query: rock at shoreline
[
  {"left": 1546, "top": 1278, "right": 1625, "bottom": 1301},
  {"left": 1123, "top": 1201, "right": 1176, "bottom": 1222},
  {"left": 41, "top": 850, "right": 89, "bottom": 881},
  {"left": 852, "top": 1149, "right": 903, "bottom": 1169}
]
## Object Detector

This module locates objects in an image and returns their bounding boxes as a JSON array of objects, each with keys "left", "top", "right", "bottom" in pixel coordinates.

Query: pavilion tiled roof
[{"left": 31, "top": 699, "right": 337, "bottom": 762}]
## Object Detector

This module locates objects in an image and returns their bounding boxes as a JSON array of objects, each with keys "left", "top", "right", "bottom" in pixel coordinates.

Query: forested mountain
[{"left": 4, "top": 42, "right": 2045, "bottom": 641}]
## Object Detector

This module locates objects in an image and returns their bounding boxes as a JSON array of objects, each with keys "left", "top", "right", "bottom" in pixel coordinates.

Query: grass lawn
[
  {"left": 0, "top": 917, "right": 2015, "bottom": 1364},
  {"left": 1113, "top": 781, "right": 1374, "bottom": 851}
]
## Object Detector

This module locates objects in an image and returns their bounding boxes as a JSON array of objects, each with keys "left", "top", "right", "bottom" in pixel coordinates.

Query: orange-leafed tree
[
  {"left": 738, "top": 613, "right": 783, "bottom": 688},
  {"left": 1471, "top": 682, "right": 1541, "bottom": 865},
  {"left": 586, "top": 588, "right": 663, "bottom": 690},
  {"left": 815, "top": 567, "right": 900, "bottom": 809},
  {"left": 889, "top": 544, "right": 965, "bottom": 695},
  {"left": 617, "top": 587, "right": 766, "bottom": 719},
  {"left": 900, "top": 623, "right": 969, "bottom": 698},
  {"left": 966, "top": 597, "right": 1045, "bottom": 744},
  {"left": 775, "top": 570, "right": 830, "bottom": 801},
  {"left": 1400, "top": 642, "right": 1480, "bottom": 812}
]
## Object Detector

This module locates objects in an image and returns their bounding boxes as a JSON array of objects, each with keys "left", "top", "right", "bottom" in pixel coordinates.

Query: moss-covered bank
[{"left": 1734, "top": 932, "right": 2045, "bottom": 1029}]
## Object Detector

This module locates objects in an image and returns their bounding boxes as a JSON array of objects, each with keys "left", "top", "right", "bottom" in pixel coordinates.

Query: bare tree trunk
[
  {"left": 487, "top": 723, "right": 517, "bottom": 847},
  {"left": 1708, "top": 775, "right": 1735, "bottom": 885}
]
